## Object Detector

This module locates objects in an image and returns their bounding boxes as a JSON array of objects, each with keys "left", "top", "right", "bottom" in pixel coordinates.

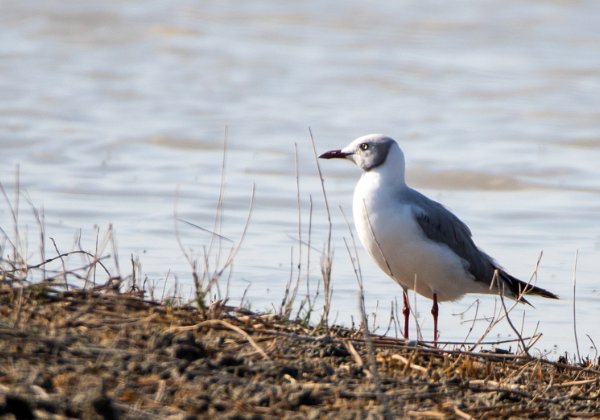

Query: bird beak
[{"left": 318, "top": 149, "right": 351, "bottom": 159}]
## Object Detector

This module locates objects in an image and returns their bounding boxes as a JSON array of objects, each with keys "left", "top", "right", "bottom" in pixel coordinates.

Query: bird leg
[
  {"left": 431, "top": 293, "right": 439, "bottom": 346},
  {"left": 402, "top": 288, "right": 410, "bottom": 339}
]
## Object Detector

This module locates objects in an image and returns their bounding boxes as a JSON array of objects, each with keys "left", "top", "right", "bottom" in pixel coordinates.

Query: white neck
[{"left": 362, "top": 142, "right": 407, "bottom": 190}]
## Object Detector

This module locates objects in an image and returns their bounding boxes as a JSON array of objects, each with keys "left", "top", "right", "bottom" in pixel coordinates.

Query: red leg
[
  {"left": 402, "top": 288, "right": 410, "bottom": 340},
  {"left": 431, "top": 293, "right": 439, "bottom": 346}
]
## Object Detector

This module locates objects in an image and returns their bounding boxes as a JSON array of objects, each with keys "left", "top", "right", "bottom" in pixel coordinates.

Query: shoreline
[{"left": 1, "top": 283, "right": 599, "bottom": 418}]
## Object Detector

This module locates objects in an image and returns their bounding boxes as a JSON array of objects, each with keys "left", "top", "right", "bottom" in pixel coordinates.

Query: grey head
[{"left": 319, "top": 134, "right": 398, "bottom": 172}]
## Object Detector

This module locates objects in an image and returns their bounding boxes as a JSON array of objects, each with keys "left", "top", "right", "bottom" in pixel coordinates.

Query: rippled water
[{"left": 2, "top": 0, "right": 600, "bottom": 358}]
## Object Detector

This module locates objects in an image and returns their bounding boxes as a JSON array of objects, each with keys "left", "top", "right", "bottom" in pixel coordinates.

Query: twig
[
  {"left": 215, "top": 183, "right": 255, "bottom": 278},
  {"left": 459, "top": 299, "right": 480, "bottom": 348},
  {"left": 0, "top": 172, "right": 24, "bottom": 275},
  {"left": 298, "top": 194, "right": 315, "bottom": 320},
  {"left": 207, "top": 127, "right": 229, "bottom": 274},
  {"left": 552, "top": 378, "right": 598, "bottom": 388},
  {"left": 283, "top": 143, "right": 303, "bottom": 319},
  {"left": 573, "top": 250, "right": 581, "bottom": 363},
  {"left": 586, "top": 334, "right": 598, "bottom": 362},
  {"left": 309, "top": 128, "right": 333, "bottom": 329},
  {"left": 391, "top": 354, "right": 427, "bottom": 373},
  {"left": 163, "top": 319, "right": 270, "bottom": 360},
  {"left": 344, "top": 339, "right": 365, "bottom": 369},
  {"left": 499, "top": 287, "right": 530, "bottom": 357},
  {"left": 443, "top": 402, "right": 475, "bottom": 420},
  {"left": 50, "top": 238, "right": 69, "bottom": 290},
  {"left": 175, "top": 219, "right": 233, "bottom": 243}
]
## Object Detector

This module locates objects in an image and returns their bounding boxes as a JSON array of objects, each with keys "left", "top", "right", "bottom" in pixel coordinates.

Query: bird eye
[{"left": 360, "top": 143, "right": 369, "bottom": 151}]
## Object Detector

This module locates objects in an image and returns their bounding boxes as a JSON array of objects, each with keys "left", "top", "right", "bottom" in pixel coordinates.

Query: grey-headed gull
[{"left": 319, "top": 134, "right": 559, "bottom": 344}]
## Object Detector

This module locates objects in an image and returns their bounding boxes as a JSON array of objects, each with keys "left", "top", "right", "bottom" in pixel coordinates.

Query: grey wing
[
  {"left": 407, "top": 189, "right": 559, "bottom": 301},
  {"left": 408, "top": 190, "right": 496, "bottom": 284}
]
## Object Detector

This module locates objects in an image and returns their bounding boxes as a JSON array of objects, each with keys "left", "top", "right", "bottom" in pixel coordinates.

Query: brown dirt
[{"left": 1, "top": 283, "right": 599, "bottom": 419}]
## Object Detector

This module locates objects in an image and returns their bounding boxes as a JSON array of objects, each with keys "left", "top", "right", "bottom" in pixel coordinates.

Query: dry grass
[{"left": 1, "top": 282, "right": 599, "bottom": 418}]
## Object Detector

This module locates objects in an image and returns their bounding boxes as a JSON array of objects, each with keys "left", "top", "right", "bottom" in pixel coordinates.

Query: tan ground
[{"left": 1, "top": 283, "right": 599, "bottom": 419}]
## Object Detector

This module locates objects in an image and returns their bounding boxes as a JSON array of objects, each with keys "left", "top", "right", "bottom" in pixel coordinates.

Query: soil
[{"left": 1, "top": 283, "right": 599, "bottom": 419}]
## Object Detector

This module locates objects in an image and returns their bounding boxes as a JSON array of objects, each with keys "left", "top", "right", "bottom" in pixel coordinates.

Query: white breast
[{"left": 352, "top": 172, "right": 488, "bottom": 302}]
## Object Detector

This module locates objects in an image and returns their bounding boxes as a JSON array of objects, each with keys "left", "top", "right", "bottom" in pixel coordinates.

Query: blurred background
[{"left": 1, "top": 0, "right": 599, "bottom": 357}]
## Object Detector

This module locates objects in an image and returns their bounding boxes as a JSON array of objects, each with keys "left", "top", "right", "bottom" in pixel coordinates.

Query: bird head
[{"left": 319, "top": 134, "right": 398, "bottom": 172}]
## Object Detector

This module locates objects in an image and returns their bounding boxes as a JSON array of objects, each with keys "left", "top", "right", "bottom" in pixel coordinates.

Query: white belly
[{"left": 353, "top": 176, "right": 488, "bottom": 302}]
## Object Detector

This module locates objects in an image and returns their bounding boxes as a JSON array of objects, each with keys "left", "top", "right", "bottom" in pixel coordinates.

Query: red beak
[{"left": 319, "top": 149, "right": 350, "bottom": 159}]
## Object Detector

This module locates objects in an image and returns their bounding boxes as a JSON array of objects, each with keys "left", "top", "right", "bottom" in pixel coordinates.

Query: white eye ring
[{"left": 360, "top": 143, "right": 369, "bottom": 151}]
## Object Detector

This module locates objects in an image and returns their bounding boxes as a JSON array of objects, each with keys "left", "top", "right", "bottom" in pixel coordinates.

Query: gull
[{"left": 319, "top": 134, "right": 559, "bottom": 344}]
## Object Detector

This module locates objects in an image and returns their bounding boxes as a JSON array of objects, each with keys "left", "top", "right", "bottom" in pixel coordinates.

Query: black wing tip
[
  {"left": 531, "top": 288, "right": 560, "bottom": 300},
  {"left": 518, "top": 282, "right": 560, "bottom": 300},
  {"left": 499, "top": 270, "right": 559, "bottom": 302}
]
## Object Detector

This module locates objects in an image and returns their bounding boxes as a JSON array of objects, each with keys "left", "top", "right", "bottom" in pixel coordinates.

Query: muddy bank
[{"left": 1, "top": 284, "right": 599, "bottom": 419}]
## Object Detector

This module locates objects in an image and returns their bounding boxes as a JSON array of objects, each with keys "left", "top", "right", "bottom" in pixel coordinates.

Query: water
[{"left": 2, "top": 0, "right": 600, "bottom": 358}]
